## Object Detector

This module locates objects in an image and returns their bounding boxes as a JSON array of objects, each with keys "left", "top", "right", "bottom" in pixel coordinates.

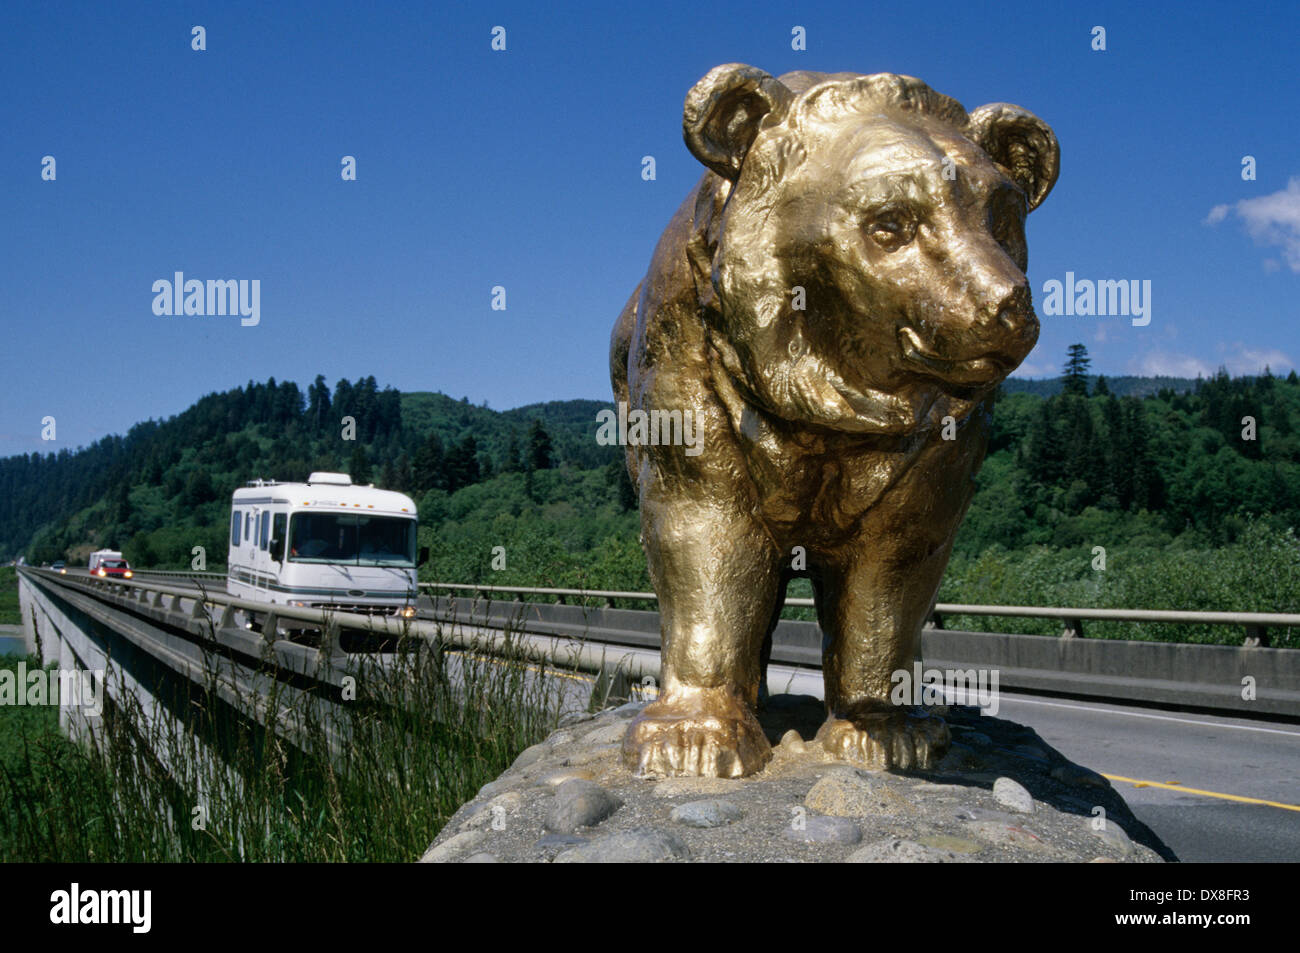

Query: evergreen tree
[
  {"left": 349, "top": 445, "right": 372, "bottom": 485},
  {"left": 413, "top": 433, "right": 445, "bottom": 493},
  {"left": 1062, "top": 344, "right": 1091, "bottom": 397},
  {"left": 527, "top": 419, "right": 554, "bottom": 471},
  {"left": 307, "top": 375, "right": 331, "bottom": 433}
]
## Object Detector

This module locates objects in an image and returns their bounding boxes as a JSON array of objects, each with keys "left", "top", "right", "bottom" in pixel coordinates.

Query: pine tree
[
  {"left": 527, "top": 420, "right": 554, "bottom": 471},
  {"left": 413, "top": 433, "right": 445, "bottom": 493},
  {"left": 1062, "top": 344, "right": 1091, "bottom": 397},
  {"left": 349, "top": 445, "right": 372, "bottom": 485}
]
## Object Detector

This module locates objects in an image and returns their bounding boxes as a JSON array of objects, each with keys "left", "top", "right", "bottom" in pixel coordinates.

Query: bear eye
[{"left": 865, "top": 209, "right": 916, "bottom": 248}]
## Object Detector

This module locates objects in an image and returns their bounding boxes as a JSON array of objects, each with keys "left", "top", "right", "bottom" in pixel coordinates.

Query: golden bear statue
[{"left": 610, "top": 65, "right": 1059, "bottom": 777}]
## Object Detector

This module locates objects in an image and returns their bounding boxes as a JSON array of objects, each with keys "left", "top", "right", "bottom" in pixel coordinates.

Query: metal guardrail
[
  {"left": 20, "top": 568, "right": 658, "bottom": 688},
  {"left": 421, "top": 581, "right": 1300, "bottom": 646}
]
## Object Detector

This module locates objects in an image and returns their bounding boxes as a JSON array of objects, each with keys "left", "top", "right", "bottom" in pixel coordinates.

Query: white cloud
[
  {"left": 1206, "top": 177, "right": 1300, "bottom": 272},
  {"left": 1222, "top": 346, "right": 1294, "bottom": 375},
  {"left": 1010, "top": 360, "right": 1052, "bottom": 378},
  {"left": 1128, "top": 351, "right": 1213, "bottom": 378},
  {"left": 1127, "top": 344, "right": 1294, "bottom": 379}
]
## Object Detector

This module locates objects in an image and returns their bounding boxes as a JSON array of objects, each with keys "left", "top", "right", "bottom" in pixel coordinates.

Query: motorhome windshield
[{"left": 287, "top": 513, "right": 416, "bottom": 567}]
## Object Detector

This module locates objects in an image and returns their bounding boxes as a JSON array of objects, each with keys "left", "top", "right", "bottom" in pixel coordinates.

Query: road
[{"left": 994, "top": 692, "right": 1300, "bottom": 863}]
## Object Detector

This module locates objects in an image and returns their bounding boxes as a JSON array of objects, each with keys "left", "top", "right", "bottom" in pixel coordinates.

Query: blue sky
[{"left": 2, "top": 0, "right": 1297, "bottom": 457}]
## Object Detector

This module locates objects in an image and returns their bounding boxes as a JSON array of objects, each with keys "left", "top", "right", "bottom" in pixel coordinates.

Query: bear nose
[{"left": 990, "top": 284, "right": 1032, "bottom": 334}]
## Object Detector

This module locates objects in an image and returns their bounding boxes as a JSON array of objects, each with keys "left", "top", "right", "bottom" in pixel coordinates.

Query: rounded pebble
[
  {"left": 670, "top": 799, "right": 743, "bottom": 828},
  {"left": 782, "top": 815, "right": 862, "bottom": 846},
  {"left": 544, "top": 779, "right": 622, "bottom": 833},
  {"left": 992, "top": 777, "right": 1035, "bottom": 813}
]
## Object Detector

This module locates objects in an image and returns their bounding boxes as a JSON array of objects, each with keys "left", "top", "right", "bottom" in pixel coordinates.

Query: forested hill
[
  {"left": 1, "top": 377, "right": 623, "bottom": 563},
  {"left": 2, "top": 362, "right": 1299, "bottom": 570},
  {"left": 1003, "top": 374, "right": 1200, "bottom": 399}
]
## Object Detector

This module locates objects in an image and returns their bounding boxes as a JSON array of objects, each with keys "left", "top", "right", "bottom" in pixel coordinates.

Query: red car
[{"left": 95, "top": 559, "right": 133, "bottom": 579}]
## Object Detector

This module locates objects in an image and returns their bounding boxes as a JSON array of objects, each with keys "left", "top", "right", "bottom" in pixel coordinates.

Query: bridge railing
[
  {"left": 21, "top": 568, "right": 657, "bottom": 686},
  {"left": 420, "top": 581, "right": 1300, "bottom": 647}
]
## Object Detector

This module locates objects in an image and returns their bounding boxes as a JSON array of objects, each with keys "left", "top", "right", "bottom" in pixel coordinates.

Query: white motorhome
[{"left": 226, "top": 472, "right": 421, "bottom": 619}]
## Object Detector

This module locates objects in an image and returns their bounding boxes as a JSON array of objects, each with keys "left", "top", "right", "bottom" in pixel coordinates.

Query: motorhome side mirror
[{"left": 418, "top": 546, "right": 429, "bottom": 566}]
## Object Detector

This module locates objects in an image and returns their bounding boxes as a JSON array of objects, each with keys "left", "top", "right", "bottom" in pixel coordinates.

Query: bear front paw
[
  {"left": 622, "top": 689, "right": 772, "bottom": 778},
  {"left": 816, "top": 707, "right": 950, "bottom": 771}
]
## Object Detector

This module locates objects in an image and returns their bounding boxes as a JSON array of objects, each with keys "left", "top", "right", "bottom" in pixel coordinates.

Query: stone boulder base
[{"left": 420, "top": 696, "right": 1174, "bottom": 864}]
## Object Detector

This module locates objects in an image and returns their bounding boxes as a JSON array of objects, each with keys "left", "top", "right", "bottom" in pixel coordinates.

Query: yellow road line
[{"left": 1104, "top": 774, "right": 1300, "bottom": 812}]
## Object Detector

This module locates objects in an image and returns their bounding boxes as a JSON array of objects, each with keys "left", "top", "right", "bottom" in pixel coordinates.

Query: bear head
[{"left": 683, "top": 64, "right": 1059, "bottom": 435}]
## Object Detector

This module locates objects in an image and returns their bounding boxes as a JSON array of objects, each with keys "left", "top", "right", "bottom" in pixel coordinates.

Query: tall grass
[{"left": 0, "top": 611, "right": 582, "bottom": 862}]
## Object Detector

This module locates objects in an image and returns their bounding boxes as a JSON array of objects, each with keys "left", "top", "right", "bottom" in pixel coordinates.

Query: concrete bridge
[{"left": 13, "top": 566, "right": 1300, "bottom": 861}]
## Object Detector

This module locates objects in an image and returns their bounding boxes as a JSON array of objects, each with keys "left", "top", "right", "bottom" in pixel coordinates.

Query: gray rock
[
  {"left": 966, "top": 820, "right": 1048, "bottom": 850},
  {"left": 670, "top": 799, "right": 743, "bottom": 828},
  {"left": 1052, "top": 763, "right": 1109, "bottom": 789},
  {"left": 582, "top": 722, "right": 630, "bottom": 746},
  {"left": 1090, "top": 818, "right": 1133, "bottom": 857},
  {"left": 558, "top": 710, "right": 597, "bottom": 728},
  {"left": 419, "top": 829, "right": 485, "bottom": 863},
  {"left": 564, "top": 743, "right": 622, "bottom": 766},
  {"left": 847, "top": 838, "right": 970, "bottom": 863},
  {"left": 992, "top": 777, "right": 1035, "bottom": 813},
  {"left": 782, "top": 815, "right": 862, "bottom": 846},
  {"left": 463, "top": 852, "right": 498, "bottom": 863},
  {"left": 554, "top": 829, "right": 689, "bottom": 863},
  {"left": 511, "top": 743, "right": 551, "bottom": 771},
  {"left": 805, "top": 772, "right": 915, "bottom": 817},
  {"left": 544, "top": 779, "right": 623, "bottom": 833},
  {"left": 534, "top": 832, "right": 588, "bottom": 857},
  {"left": 460, "top": 790, "right": 525, "bottom": 831}
]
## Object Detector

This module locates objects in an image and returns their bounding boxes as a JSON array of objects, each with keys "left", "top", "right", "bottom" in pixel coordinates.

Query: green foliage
[
  {"left": 0, "top": 568, "right": 18, "bottom": 626},
  {"left": 939, "top": 520, "right": 1300, "bottom": 647},
  {"left": 0, "top": 631, "right": 574, "bottom": 862}
]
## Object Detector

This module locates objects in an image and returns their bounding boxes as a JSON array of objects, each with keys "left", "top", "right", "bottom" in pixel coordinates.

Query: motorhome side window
[
  {"left": 272, "top": 513, "right": 287, "bottom": 561},
  {"left": 259, "top": 512, "right": 270, "bottom": 550},
  {"left": 231, "top": 511, "right": 241, "bottom": 546},
  {"left": 245, "top": 513, "right": 252, "bottom": 542}
]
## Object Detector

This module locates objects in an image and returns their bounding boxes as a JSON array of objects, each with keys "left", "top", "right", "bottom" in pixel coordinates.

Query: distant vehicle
[
  {"left": 51, "top": 560, "right": 66, "bottom": 573},
  {"left": 88, "top": 549, "right": 124, "bottom": 575},
  {"left": 227, "top": 472, "right": 422, "bottom": 620},
  {"left": 92, "top": 556, "right": 132, "bottom": 579}
]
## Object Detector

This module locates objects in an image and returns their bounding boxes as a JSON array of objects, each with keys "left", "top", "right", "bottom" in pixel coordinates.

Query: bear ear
[
  {"left": 966, "top": 103, "right": 1060, "bottom": 211},
  {"left": 683, "top": 64, "right": 794, "bottom": 181}
]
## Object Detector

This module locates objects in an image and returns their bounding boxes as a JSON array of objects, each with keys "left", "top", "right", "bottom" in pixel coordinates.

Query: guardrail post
[
  {"left": 1243, "top": 624, "right": 1270, "bottom": 648},
  {"left": 319, "top": 620, "right": 346, "bottom": 660},
  {"left": 1061, "top": 617, "right": 1084, "bottom": 638},
  {"left": 590, "top": 663, "right": 630, "bottom": 709}
]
